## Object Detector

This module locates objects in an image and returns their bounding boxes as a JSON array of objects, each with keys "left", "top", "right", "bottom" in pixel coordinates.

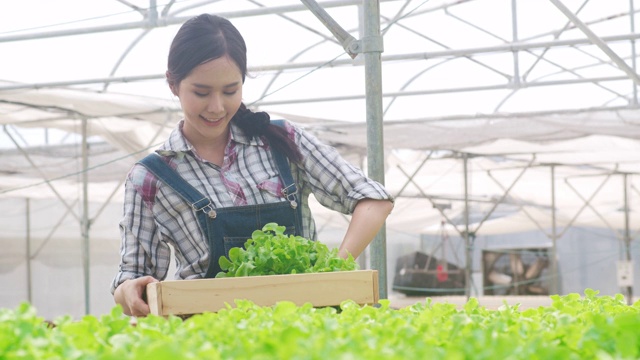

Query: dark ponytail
[{"left": 233, "top": 104, "right": 303, "bottom": 163}]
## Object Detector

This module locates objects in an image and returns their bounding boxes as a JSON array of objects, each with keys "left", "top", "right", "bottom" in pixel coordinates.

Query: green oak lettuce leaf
[{"left": 216, "top": 223, "right": 358, "bottom": 277}]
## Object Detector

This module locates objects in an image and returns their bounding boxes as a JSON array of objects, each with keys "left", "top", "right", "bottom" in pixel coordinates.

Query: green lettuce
[
  {"left": 2, "top": 290, "right": 640, "bottom": 359},
  {"left": 216, "top": 222, "right": 358, "bottom": 278}
]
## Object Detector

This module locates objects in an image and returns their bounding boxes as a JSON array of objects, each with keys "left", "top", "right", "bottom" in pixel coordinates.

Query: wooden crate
[{"left": 146, "top": 270, "right": 379, "bottom": 316}]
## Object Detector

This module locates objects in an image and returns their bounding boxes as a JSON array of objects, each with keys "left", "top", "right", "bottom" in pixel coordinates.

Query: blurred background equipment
[{"left": 482, "top": 248, "right": 551, "bottom": 296}]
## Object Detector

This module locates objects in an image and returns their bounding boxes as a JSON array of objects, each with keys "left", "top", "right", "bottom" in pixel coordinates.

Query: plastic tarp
[{"left": 1, "top": 86, "right": 639, "bottom": 236}]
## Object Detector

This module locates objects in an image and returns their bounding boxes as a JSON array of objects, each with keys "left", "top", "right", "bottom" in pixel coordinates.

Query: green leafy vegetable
[
  {"left": 216, "top": 222, "right": 358, "bottom": 278},
  {"left": 2, "top": 290, "right": 640, "bottom": 359}
]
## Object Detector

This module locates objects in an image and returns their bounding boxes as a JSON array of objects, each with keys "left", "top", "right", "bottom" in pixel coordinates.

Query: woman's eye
[
  {"left": 195, "top": 92, "right": 209, "bottom": 97},
  {"left": 224, "top": 90, "right": 237, "bottom": 96}
]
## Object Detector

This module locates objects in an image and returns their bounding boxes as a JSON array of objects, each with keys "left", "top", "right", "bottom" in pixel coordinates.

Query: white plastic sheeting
[{"left": 3, "top": 86, "right": 640, "bottom": 231}]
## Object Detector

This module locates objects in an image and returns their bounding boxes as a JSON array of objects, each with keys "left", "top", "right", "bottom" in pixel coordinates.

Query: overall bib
[{"left": 138, "top": 125, "right": 303, "bottom": 278}]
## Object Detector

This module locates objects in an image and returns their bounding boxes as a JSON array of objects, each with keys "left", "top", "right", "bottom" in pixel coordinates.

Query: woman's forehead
[{"left": 184, "top": 56, "right": 243, "bottom": 86}]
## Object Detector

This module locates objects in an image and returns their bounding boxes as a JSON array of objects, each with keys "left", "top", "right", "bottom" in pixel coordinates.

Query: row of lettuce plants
[{"left": 1, "top": 289, "right": 639, "bottom": 359}]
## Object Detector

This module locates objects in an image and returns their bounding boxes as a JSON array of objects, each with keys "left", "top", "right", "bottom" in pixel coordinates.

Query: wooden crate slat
[{"left": 147, "top": 270, "right": 379, "bottom": 316}]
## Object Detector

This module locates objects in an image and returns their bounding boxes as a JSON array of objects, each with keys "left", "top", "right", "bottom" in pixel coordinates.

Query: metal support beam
[
  {"left": 300, "top": 0, "right": 359, "bottom": 58},
  {"left": 2, "top": 126, "right": 80, "bottom": 221},
  {"left": 361, "top": 0, "right": 388, "bottom": 300},
  {"left": 561, "top": 171, "right": 617, "bottom": 238},
  {"left": 630, "top": 0, "right": 639, "bottom": 104},
  {"left": 0, "top": 0, "right": 400, "bottom": 43},
  {"left": 81, "top": 118, "right": 91, "bottom": 315},
  {"left": 25, "top": 198, "right": 32, "bottom": 303},
  {"left": 300, "top": 0, "right": 387, "bottom": 299},
  {"left": 3, "top": 30, "right": 640, "bottom": 93},
  {"left": 463, "top": 154, "right": 471, "bottom": 299},
  {"left": 550, "top": 165, "right": 559, "bottom": 295},
  {"left": 623, "top": 174, "right": 633, "bottom": 304},
  {"left": 549, "top": 0, "right": 640, "bottom": 86}
]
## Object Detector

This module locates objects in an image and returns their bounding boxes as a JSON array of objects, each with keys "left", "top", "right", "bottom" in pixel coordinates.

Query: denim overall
[{"left": 138, "top": 123, "right": 303, "bottom": 278}]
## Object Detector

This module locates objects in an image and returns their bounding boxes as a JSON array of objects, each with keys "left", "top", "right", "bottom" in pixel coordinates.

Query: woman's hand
[
  {"left": 339, "top": 198, "right": 394, "bottom": 259},
  {"left": 113, "top": 276, "right": 159, "bottom": 317}
]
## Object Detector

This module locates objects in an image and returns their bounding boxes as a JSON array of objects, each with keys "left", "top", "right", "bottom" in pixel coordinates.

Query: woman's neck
[{"left": 183, "top": 126, "right": 230, "bottom": 166}]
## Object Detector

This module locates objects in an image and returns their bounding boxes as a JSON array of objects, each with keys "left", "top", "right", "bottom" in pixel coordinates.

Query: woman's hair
[{"left": 166, "top": 13, "right": 302, "bottom": 163}]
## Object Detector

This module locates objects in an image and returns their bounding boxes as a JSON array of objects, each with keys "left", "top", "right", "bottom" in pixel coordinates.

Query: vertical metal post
[
  {"left": 463, "top": 153, "right": 471, "bottom": 298},
  {"left": 510, "top": 0, "right": 520, "bottom": 88},
  {"left": 362, "top": 0, "right": 388, "bottom": 299},
  {"left": 300, "top": 0, "right": 387, "bottom": 298},
  {"left": 81, "top": 118, "right": 91, "bottom": 314},
  {"left": 623, "top": 174, "right": 633, "bottom": 304},
  {"left": 630, "top": 0, "right": 638, "bottom": 105},
  {"left": 550, "top": 165, "right": 559, "bottom": 294},
  {"left": 26, "top": 198, "right": 32, "bottom": 303}
]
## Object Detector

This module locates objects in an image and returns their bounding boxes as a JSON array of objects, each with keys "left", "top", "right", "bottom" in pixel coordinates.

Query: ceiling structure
[
  {"left": 2, "top": 0, "right": 639, "bottom": 210},
  {"left": 2, "top": 0, "right": 639, "bottom": 120},
  {"left": 2, "top": 0, "right": 638, "bottom": 237}
]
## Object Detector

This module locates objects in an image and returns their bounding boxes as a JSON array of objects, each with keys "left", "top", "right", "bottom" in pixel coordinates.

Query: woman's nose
[{"left": 207, "top": 93, "right": 224, "bottom": 113}]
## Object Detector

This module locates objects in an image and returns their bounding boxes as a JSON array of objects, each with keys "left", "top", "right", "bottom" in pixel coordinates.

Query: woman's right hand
[{"left": 113, "top": 276, "right": 159, "bottom": 317}]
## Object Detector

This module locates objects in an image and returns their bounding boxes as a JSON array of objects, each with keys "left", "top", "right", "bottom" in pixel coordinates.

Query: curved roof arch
[{"left": 1, "top": 0, "right": 638, "bottom": 121}]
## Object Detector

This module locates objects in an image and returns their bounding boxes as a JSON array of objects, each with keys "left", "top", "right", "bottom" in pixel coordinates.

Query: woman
[{"left": 111, "top": 13, "right": 394, "bottom": 317}]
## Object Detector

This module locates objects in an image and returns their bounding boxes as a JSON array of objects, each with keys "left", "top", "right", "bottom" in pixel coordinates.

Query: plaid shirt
[{"left": 111, "top": 119, "right": 392, "bottom": 293}]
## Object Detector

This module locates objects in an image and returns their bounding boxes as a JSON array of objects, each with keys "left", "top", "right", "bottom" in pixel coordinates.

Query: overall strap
[
  {"left": 270, "top": 119, "right": 299, "bottom": 209},
  {"left": 137, "top": 154, "right": 215, "bottom": 218}
]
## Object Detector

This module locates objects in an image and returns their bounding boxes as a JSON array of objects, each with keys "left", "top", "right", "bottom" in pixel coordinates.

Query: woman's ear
[{"left": 166, "top": 71, "right": 178, "bottom": 96}]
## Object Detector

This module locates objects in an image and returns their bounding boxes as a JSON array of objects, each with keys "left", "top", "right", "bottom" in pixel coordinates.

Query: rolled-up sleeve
[{"left": 294, "top": 124, "right": 393, "bottom": 214}]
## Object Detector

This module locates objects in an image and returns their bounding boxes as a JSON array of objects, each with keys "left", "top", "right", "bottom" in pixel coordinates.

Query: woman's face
[{"left": 176, "top": 55, "right": 243, "bottom": 147}]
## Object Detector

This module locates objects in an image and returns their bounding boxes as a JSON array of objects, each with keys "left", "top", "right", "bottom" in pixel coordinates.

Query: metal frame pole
[
  {"left": 463, "top": 154, "right": 471, "bottom": 298},
  {"left": 81, "top": 118, "right": 91, "bottom": 314},
  {"left": 301, "top": 0, "right": 388, "bottom": 299},
  {"left": 623, "top": 174, "right": 633, "bottom": 304},
  {"left": 550, "top": 165, "right": 559, "bottom": 294},
  {"left": 26, "top": 198, "right": 32, "bottom": 303},
  {"left": 362, "top": 0, "right": 388, "bottom": 300}
]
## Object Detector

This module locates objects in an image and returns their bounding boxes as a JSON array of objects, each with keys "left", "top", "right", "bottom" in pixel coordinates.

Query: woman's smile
[{"left": 200, "top": 115, "right": 225, "bottom": 125}]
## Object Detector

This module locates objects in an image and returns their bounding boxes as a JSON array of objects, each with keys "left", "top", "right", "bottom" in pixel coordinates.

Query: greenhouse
[{"left": 0, "top": 0, "right": 639, "bottom": 343}]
